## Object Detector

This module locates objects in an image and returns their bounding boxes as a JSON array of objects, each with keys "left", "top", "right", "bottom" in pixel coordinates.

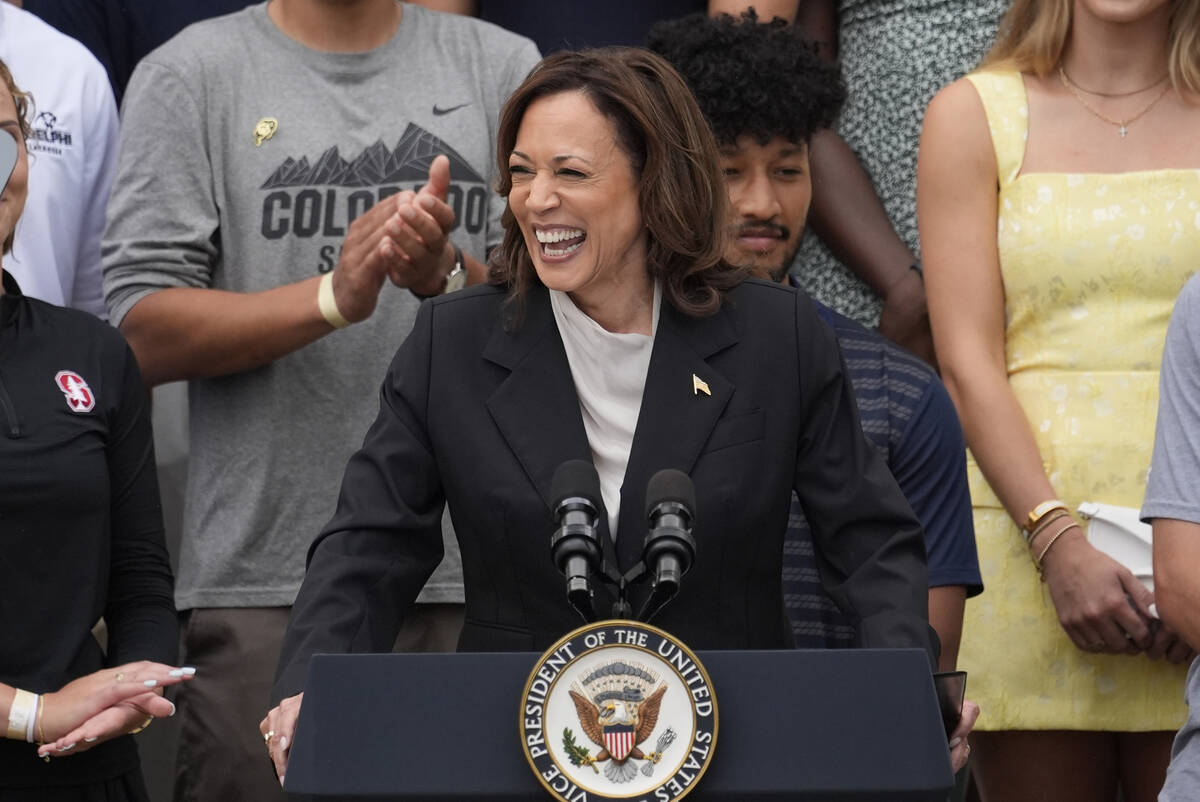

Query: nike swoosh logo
[{"left": 433, "top": 103, "right": 470, "bottom": 116}]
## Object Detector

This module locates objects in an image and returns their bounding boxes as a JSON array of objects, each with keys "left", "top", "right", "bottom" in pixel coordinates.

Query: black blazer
[{"left": 274, "top": 280, "right": 936, "bottom": 699}]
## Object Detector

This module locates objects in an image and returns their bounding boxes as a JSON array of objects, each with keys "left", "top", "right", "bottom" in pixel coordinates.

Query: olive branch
[{"left": 562, "top": 728, "right": 598, "bottom": 773}]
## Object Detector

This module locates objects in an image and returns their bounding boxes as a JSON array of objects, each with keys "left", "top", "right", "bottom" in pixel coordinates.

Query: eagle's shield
[{"left": 603, "top": 723, "right": 636, "bottom": 762}]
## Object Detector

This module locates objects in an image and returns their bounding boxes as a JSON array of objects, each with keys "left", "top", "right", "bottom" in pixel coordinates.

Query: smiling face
[
  {"left": 719, "top": 135, "right": 810, "bottom": 283},
  {"left": 507, "top": 90, "right": 649, "bottom": 314},
  {"left": 0, "top": 86, "right": 27, "bottom": 260}
]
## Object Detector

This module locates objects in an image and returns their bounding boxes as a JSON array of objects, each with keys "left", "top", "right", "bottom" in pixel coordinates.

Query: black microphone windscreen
[
  {"left": 551, "top": 460, "right": 602, "bottom": 508},
  {"left": 644, "top": 469, "right": 695, "bottom": 518}
]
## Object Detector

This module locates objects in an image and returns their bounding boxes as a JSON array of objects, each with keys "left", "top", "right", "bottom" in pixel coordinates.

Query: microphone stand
[
  {"left": 601, "top": 562, "right": 644, "bottom": 620},
  {"left": 551, "top": 465, "right": 695, "bottom": 625}
]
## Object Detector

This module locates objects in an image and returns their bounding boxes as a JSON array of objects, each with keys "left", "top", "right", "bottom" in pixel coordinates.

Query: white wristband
[
  {"left": 318, "top": 272, "right": 350, "bottom": 329},
  {"left": 25, "top": 695, "right": 38, "bottom": 743},
  {"left": 7, "top": 689, "right": 36, "bottom": 742}
]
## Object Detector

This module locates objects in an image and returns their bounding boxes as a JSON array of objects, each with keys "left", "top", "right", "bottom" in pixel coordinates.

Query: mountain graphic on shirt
[{"left": 260, "top": 123, "right": 486, "bottom": 189}]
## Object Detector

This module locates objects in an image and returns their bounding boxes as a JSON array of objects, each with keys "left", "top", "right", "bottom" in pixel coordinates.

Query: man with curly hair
[{"left": 648, "top": 10, "right": 982, "bottom": 672}]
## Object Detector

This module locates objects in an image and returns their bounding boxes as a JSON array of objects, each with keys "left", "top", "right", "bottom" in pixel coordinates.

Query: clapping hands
[
  {"left": 34, "top": 661, "right": 195, "bottom": 759},
  {"left": 327, "top": 154, "right": 458, "bottom": 323}
]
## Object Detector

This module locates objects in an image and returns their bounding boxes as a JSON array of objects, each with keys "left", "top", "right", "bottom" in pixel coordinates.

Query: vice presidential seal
[{"left": 520, "top": 621, "right": 717, "bottom": 801}]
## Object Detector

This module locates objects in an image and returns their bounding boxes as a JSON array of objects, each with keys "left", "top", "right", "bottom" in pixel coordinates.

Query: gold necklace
[
  {"left": 1059, "top": 67, "right": 1168, "bottom": 98},
  {"left": 1058, "top": 67, "right": 1170, "bottom": 138}
]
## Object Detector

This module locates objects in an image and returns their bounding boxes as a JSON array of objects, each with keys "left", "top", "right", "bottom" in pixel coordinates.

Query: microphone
[
  {"left": 637, "top": 469, "right": 697, "bottom": 621},
  {"left": 550, "top": 460, "right": 604, "bottom": 622}
]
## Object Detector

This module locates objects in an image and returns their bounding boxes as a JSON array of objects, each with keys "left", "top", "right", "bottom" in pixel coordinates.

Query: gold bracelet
[
  {"left": 35, "top": 694, "right": 45, "bottom": 745},
  {"left": 1026, "top": 499, "right": 1068, "bottom": 529},
  {"left": 1025, "top": 509, "right": 1070, "bottom": 547},
  {"left": 1035, "top": 521, "right": 1081, "bottom": 573},
  {"left": 1024, "top": 500, "right": 1069, "bottom": 541}
]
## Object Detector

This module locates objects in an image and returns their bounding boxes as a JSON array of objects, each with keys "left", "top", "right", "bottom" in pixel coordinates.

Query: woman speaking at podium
[{"left": 264, "top": 47, "right": 951, "bottom": 780}]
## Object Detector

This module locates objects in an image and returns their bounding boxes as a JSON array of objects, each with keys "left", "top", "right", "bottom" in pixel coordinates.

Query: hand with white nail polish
[
  {"left": 260, "top": 692, "right": 304, "bottom": 785},
  {"left": 30, "top": 661, "right": 196, "bottom": 759}
]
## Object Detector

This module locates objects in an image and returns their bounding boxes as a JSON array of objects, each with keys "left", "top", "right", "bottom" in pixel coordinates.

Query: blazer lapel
[
  {"left": 483, "top": 286, "right": 621, "bottom": 575},
  {"left": 615, "top": 300, "right": 738, "bottom": 571}
]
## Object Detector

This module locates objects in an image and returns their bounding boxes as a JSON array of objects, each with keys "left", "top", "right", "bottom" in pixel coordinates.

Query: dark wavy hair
[
  {"left": 646, "top": 10, "right": 845, "bottom": 147},
  {"left": 489, "top": 48, "right": 744, "bottom": 320}
]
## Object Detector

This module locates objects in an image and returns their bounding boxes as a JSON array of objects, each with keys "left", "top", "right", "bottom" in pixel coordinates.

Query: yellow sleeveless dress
[{"left": 959, "top": 71, "right": 1196, "bottom": 731}]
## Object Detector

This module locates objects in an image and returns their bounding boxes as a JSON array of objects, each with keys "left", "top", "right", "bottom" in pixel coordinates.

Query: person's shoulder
[
  {"left": 23, "top": 295, "right": 127, "bottom": 353},
  {"left": 818, "top": 302, "right": 889, "bottom": 354},
  {"left": 405, "top": 4, "right": 538, "bottom": 57},
  {"left": 812, "top": 301, "right": 866, "bottom": 336},
  {"left": 866, "top": 326, "right": 939, "bottom": 391},
  {"left": 725, "top": 276, "right": 798, "bottom": 305},
  {"left": 722, "top": 278, "right": 829, "bottom": 336},
  {"left": 139, "top": 3, "right": 259, "bottom": 75},
  {"left": 1165, "top": 273, "right": 1200, "bottom": 356},
  {"left": 405, "top": 4, "right": 536, "bottom": 47},
  {"left": 728, "top": 276, "right": 842, "bottom": 327},
  {"left": 416, "top": 284, "right": 509, "bottom": 353},
  {"left": 0, "top": 3, "right": 107, "bottom": 76},
  {"left": 815, "top": 301, "right": 942, "bottom": 405},
  {"left": 926, "top": 74, "right": 991, "bottom": 127},
  {"left": 1177, "top": 272, "right": 1200, "bottom": 314},
  {"left": 427, "top": 282, "right": 506, "bottom": 308},
  {"left": 425, "top": 282, "right": 507, "bottom": 320},
  {"left": 43, "top": 299, "right": 120, "bottom": 341},
  {"left": 921, "top": 72, "right": 998, "bottom": 186}
]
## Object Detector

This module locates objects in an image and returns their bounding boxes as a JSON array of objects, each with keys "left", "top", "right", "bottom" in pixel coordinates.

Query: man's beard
[{"left": 731, "top": 221, "right": 806, "bottom": 283}]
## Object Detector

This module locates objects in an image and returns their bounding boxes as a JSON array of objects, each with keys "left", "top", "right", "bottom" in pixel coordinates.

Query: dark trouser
[
  {"left": 0, "top": 771, "right": 149, "bottom": 802},
  {"left": 172, "top": 604, "right": 464, "bottom": 802}
]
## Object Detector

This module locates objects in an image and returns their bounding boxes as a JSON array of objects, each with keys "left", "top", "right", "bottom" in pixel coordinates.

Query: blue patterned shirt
[{"left": 785, "top": 295, "right": 982, "bottom": 648}]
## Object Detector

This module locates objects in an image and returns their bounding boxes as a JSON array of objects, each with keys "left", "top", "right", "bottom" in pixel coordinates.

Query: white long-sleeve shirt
[{"left": 0, "top": 3, "right": 118, "bottom": 319}]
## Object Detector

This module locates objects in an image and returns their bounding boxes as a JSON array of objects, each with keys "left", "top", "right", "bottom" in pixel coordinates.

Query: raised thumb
[{"left": 420, "top": 154, "right": 451, "bottom": 201}]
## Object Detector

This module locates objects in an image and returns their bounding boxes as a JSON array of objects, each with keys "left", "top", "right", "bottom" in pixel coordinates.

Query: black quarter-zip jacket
[{"left": 0, "top": 272, "right": 176, "bottom": 786}]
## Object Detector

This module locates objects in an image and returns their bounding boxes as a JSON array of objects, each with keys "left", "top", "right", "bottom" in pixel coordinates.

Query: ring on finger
[
  {"left": 115, "top": 672, "right": 126, "bottom": 682},
  {"left": 264, "top": 730, "right": 274, "bottom": 746}
]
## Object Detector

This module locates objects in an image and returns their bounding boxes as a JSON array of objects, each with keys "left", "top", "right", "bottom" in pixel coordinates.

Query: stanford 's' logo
[{"left": 55, "top": 371, "right": 95, "bottom": 413}]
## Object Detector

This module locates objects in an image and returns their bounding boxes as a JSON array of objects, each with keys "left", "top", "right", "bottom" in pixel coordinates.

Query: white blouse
[{"left": 549, "top": 283, "right": 661, "bottom": 541}]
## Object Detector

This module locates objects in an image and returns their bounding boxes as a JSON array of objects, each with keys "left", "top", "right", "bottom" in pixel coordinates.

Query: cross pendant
[{"left": 1119, "top": 125, "right": 1128, "bottom": 138}]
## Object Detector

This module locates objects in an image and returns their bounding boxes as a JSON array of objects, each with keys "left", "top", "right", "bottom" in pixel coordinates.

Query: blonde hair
[
  {"left": 982, "top": 0, "right": 1200, "bottom": 94},
  {"left": 0, "top": 58, "right": 31, "bottom": 141},
  {"left": 0, "top": 58, "right": 28, "bottom": 257}
]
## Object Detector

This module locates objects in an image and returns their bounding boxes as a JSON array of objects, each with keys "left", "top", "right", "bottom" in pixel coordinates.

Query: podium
[{"left": 285, "top": 648, "right": 953, "bottom": 800}]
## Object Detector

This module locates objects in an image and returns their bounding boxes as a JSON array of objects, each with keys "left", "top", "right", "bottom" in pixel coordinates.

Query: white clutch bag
[{"left": 1077, "top": 502, "right": 1154, "bottom": 593}]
